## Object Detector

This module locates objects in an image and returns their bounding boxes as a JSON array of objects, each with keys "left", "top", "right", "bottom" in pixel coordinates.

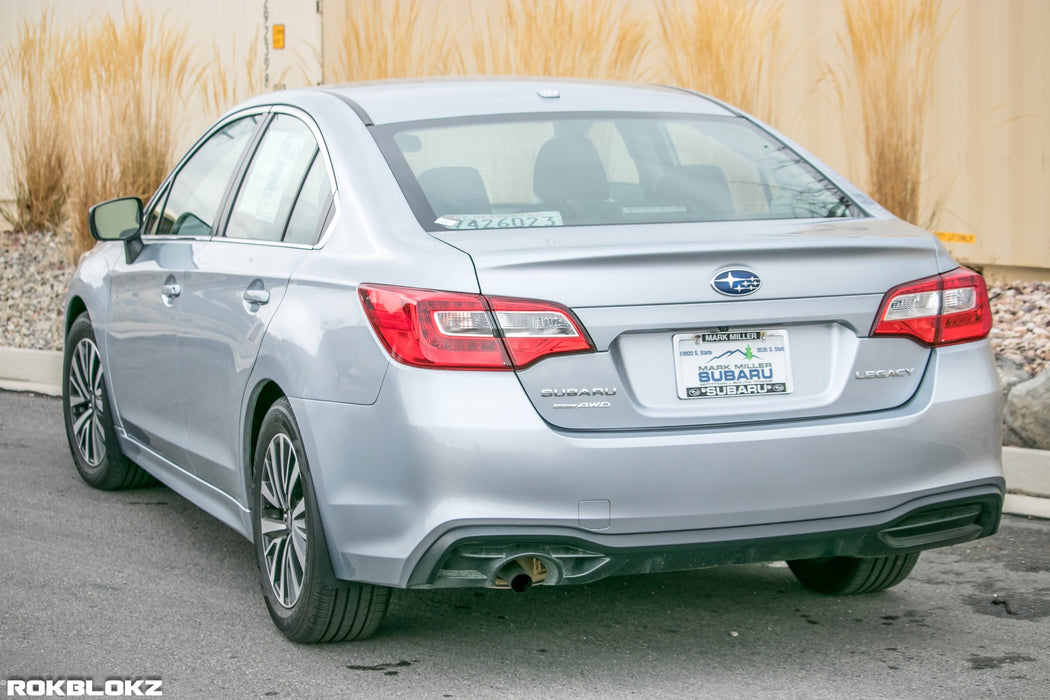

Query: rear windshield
[{"left": 372, "top": 113, "right": 859, "bottom": 231}]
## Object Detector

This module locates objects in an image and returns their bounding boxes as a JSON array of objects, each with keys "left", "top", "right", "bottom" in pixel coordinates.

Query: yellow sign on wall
[
  {"left": 935, "top": 232, "right": 976, "bottom": 244},
  {"left": 273, "top": 24, "right": 285, "bottom": 50}
]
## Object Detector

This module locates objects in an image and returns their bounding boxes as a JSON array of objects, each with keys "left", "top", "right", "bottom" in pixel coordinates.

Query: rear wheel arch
[
  {"left": 250, "top": 396, "right": 390, "bottom": 641},
  {"left": 246, "top": 380, "right": 287, "bottom": 483},
  {"left": 244, "top": 385, "right": 353, "bottom": 589}
]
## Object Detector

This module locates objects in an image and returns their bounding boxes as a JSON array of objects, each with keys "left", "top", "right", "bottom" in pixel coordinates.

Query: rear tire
[
  {"left": 787, "top": 553, "right": 920, "bottom": 595},
  {"left": 62, "top": 313, "right": 154, "bottom": 490},
  {"left": 252, "top": 398, "right": 391, "bottom": 643}
]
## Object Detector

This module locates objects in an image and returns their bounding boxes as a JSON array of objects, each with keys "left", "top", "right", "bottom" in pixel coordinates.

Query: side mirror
[
  {"left": 88, "top": 197, "right": 142, "bottom": 241},
  {"left": 88, "top": 197, "right": 143, "bottom": 263}
]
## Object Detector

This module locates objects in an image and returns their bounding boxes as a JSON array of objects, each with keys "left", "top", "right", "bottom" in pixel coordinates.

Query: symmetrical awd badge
[{"left": 711, "top": 268, "right": 761, "bottom": 296}]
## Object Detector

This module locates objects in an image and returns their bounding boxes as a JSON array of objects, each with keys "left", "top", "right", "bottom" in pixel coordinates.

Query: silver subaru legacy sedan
[{"left": 64, "top": 79, "right": 1003, "bottom": 642}]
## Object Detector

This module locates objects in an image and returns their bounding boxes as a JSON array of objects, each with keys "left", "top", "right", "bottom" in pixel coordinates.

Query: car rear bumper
[
  {"left": 405, "top": 487, "right": 1002, "bottom": 588},
  {"left": 290, "top": 341, "right": 1004, "bottom": 588}
]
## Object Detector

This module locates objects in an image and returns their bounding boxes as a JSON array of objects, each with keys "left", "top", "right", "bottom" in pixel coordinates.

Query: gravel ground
[
  {"left": 1, "top": 231, "right": 74, "bottom": 351},
  {"left": 987, "top": 281, "right": 1050, "bottom": 377},
  {"left": 2, "top": 229, "right": 1049, "bottom": 380}
]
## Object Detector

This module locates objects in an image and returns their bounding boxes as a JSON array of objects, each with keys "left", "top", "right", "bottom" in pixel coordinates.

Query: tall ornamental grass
[
  {"left": 6, "top": 0, "right": 953, "bottom": 249},
  {"left": 206, "top": 31, "right": 265, "bottom": 114},
  {"left": 839, "top": 0, "right": 948, "bottom": 225},
  {"left": 472, "top": 0, "right": 650, "bottom": 80},
  {"left": 0, "top": 11, "right": 69, "bottom": 233},
  {"left": 63, "top": 8, "right": 199, "bottom": 252},
  {"left": 329, "top": 0, "right": 461, "bottom": 82},
  {"left": 656, "top": 0, "right": 785, "bottom": 121}
]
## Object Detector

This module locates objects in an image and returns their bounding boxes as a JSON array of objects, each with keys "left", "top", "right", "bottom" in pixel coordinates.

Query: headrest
[
  {"left": 418, "top": 166, "right": 491, "bottom": 215},
  {"left": 657, "top": 164, "right": 734, "bottom": 217},
  {"left": 533, "top": 137, "right": 610, "bottom": 202}
]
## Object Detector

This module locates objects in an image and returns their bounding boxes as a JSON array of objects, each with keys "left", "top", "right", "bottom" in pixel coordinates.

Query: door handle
[
  {"left": 161, "top": 283, "right": 181, "bottom": 298},
  {"left": 242, "top": 288, "right": 270, "bottom": 305}
]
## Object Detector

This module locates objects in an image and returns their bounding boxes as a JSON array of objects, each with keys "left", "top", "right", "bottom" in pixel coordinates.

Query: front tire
[
  {"left": 252, "top": 398, "right": 390, "bottom": 643},
  {"left": 787, "top": 553, "right": 920, "bottom": 595},
  {"left": 62, "top": 313, "right": 154, "bottom": 490}
]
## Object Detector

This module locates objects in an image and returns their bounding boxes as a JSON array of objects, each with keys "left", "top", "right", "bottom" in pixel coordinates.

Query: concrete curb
[
  {"left": 1002, "top": 446, "right": 1050, "bottom": 515},
  {"left": 1003, "top": 494, "right": 1050, "bottom": 519},
  {"left": 1, "top": 346, "right": 1048, "bottom": 516},
  {"left": 0, "top": 347, "right": 62, "bottom": 397}
]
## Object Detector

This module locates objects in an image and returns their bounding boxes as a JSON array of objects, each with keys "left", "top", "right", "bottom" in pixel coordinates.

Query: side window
[
  {"left": 146, "top": 115, "right": 260, "bottom": 237},
  {"left": 283, "top": 154, "right": 333, "bottom": 244},
  {"left": 226, "top": 114, "right": 321, "bottom": 242}
]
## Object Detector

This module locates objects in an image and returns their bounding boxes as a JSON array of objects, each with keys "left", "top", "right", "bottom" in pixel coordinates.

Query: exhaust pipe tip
[{"left": 497, "top": 559, "right": 536, "bottom": 593}]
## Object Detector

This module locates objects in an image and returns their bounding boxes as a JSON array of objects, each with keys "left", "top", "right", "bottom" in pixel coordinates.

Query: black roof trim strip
[{"left": 322, "top": 90, "right": 374, "bottom": 126}]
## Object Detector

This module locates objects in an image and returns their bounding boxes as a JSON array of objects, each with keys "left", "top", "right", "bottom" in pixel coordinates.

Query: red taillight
[
  {"left": 871, "top": 268, "right": 992, "bottom": 346},
  {"left": 358, "top": 284, "right": 594, "bottom": 370}
]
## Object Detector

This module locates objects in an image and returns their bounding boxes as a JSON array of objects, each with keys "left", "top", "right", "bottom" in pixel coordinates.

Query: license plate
[{"left": 673, "top": 329, "right": 793, "bottom": 399}]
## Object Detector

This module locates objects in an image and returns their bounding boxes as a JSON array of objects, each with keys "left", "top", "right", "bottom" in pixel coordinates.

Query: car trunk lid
[{"left": 433, "top": 218, "right": 944, "bottom": 430}]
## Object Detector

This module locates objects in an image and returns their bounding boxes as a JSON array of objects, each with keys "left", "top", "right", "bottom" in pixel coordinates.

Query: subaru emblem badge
[{"left": 711, "top": 268, "right": 762, "bottom": 297}]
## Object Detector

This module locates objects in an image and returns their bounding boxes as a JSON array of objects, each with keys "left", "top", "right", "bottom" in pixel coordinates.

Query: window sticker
[
  {"left": 622, "top": 205, "right": 688, "bottom": 215},
  {"left": 435, "top": 212, "right": 564, "bottom": 229},
  {"left": 237, "top": 131, "right": 309, "bottom": 224}
]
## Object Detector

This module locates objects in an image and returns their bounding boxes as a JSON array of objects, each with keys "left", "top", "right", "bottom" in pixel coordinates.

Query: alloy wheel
[
  {"left": 67, "top": 338, "right": 106, "bottom": 468},
  {"left": 259, "top": 433, "right": 308, "bottom": 608}
]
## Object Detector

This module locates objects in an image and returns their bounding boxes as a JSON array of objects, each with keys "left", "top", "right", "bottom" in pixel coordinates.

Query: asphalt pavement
[{"left": 1, "top": 389, "right": 1048, "bottom": 699}]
